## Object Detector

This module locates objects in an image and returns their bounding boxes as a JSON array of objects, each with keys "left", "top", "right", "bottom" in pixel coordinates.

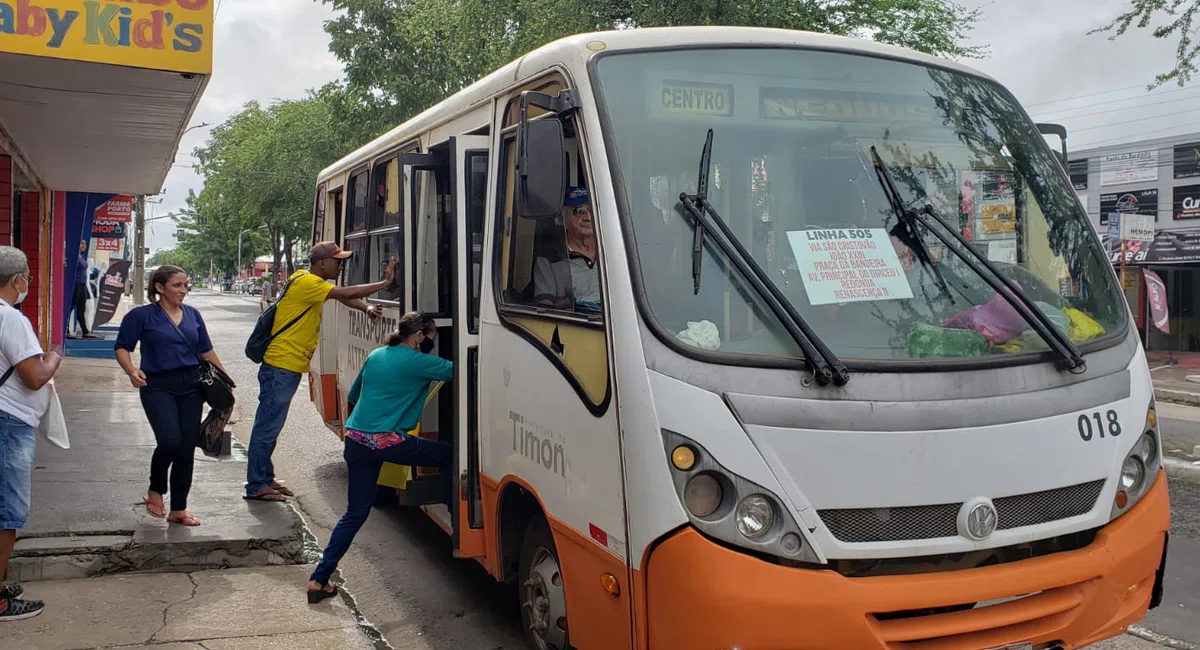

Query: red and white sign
[
  {"left": 96, "top": 238, "right": 121, "bottom": 252},
  {"left": 1144, "top": 269, "right": 1170, "bottom": 334},
  {"left": 96, "top": 195, "right": 133, "bottom": 222}
]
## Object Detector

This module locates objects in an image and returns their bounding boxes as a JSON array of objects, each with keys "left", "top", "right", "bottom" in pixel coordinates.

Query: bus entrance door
[{"left": 449, "top": 134, "right": 490, "bottom": 558}]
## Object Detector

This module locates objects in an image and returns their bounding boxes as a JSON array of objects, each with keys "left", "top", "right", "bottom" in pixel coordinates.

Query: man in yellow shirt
[{"left": 245, "top": 241, "right": 397, "bottom": 501}]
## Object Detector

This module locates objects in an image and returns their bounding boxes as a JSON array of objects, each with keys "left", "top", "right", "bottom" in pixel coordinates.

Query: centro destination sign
[{"left": 0, "top": 0, "right": 213, "bottom": 74}]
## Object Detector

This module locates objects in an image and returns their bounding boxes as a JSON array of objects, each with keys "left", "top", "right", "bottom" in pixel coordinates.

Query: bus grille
[{"left": 819, "top": 480, "right": 1106, "bottom": 544}]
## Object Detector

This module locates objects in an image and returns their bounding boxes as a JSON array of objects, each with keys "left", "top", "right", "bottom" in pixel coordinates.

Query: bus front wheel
[{"left": 518, "top": 514, "right": 570, "bottom": 650}]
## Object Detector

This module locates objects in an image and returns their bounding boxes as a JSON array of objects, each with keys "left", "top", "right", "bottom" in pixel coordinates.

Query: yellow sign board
[
  {"left": 661, "top": 80, "right": 734, "bottom": 117},
  {"left": 0, "top": 0, "right": 212, "bottom": 75}
]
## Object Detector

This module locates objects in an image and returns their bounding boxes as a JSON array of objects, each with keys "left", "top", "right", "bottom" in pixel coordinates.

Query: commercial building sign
[
  {"left": 95, "top": 194, "right": 132, "bottom": 222},
  {"left": 1175, "top": 142, "right": 1200, "bottom": 180},
  {"left": 0, "top": 0, "right": 213, "bottom": 75},
  {"left": 95, "top": 237, "right": 120, "bottom": 251},
  {"left": 1100, "top": 188, "right": 1158, "bottom": 225},
  {"left": 1175, "top": 184, "right": 1200, "bottom": 221},
  {"left": 1069, "top": 159, "right": 1088, "bottom": 190},
  {"left": 1105, "top": 229, "right": 1200, "bottom": 265},
  {"left": 1099, "top": 149, "right": 1159, "bottom": 186},
  {"left": 91, "top": 219, "right": 126, "bottom": 237}
]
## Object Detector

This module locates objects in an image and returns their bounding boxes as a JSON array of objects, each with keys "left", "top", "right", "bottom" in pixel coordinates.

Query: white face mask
[{"left": 15, "top": 275, "right": 29, "bottom": 304}]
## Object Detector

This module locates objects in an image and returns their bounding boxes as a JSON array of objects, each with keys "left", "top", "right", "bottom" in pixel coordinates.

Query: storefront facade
[
  {"left": 1069, "top": 133, "right": 1200, "bottom": 351},
  {"left": 0, "top": 0, "right": 212, "bottom": 349}
]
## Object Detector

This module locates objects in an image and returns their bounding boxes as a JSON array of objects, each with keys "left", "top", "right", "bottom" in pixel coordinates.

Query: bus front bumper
[{"left": 645, "top": 470, "right": 1170, "bottom": 650}]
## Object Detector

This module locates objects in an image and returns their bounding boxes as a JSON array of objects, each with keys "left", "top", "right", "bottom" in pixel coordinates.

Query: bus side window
[
  {"left": 368, "top": 157, "right": 402, "bottom": 302},
  {"left": 494, "top": 110, "right": 611, "bottom": 410},
  {"left": 344, "top": 169, "right": 370, "bottom": 285},
  {"left": 501, "top": 116, "right": 603, "bottom": 315}
]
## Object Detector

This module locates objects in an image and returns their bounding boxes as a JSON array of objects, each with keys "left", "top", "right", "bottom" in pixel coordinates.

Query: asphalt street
[{"left": 188, "top": 289, "right": 1198, "bottom": 650}]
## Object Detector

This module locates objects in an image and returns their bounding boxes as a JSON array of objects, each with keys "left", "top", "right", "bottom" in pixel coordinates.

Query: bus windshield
[{"left": 594, "top": 47, "right": 1128, "bottom": 363}]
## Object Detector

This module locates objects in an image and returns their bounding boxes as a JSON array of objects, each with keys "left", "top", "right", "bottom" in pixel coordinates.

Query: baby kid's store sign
[{"left": 0, "top": 0, "right": 212, "bottom": 74}]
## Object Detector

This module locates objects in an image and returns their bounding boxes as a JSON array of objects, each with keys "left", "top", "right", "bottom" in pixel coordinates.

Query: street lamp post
[{"left": 237, "top": 225, "right": 267, "bottom": 282}]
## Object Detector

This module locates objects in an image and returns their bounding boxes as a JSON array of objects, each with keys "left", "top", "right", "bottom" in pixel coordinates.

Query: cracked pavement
[{"left": 1, "top": 565, "right": 375, "bottom": 649}]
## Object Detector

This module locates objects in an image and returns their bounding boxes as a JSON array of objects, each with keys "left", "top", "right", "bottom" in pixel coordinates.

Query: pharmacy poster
[{"left": 787, "top": 228, "right": 914, "bottom": 306}]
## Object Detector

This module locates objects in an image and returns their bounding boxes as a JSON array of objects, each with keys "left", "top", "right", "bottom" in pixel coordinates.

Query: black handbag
[{"left": 162, "top": 306, "right": 236, "bottom": 410}]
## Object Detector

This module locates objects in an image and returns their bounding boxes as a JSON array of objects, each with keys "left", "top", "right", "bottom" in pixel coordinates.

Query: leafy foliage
[
  {"left": 178, "top": 95, "right": 348, "bottom": 278},
  {"left": 319, "top": 0, "right": 985, "bottom": 143},
  {"left": 1092, "top": 0, "right": 1200, "bottom": 87}
]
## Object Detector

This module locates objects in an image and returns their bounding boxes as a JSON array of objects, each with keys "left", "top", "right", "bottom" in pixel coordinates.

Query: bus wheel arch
[{"left": 498, "top": 481, "right": 541, "bottom": 582}]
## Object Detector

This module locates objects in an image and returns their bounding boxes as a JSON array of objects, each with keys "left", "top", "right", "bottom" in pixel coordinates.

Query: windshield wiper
[
  {"left": 871, "top": 150, "right": 1086, "bottom": 373},
  {"left": 679, "top": 129, "right": 850, "bottom": 386},
  {"left": 869, "top": 147, "right": 956, "bottom": 305}
]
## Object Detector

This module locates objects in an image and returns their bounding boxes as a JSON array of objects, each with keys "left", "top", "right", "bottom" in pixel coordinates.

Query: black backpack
[{"left": 244, "top": 275, "right": 313, "bottom": 364}]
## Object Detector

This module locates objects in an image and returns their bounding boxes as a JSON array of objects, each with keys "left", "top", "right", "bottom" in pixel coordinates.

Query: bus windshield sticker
[
  {"left": 786, "top": 228, "right": 914, "bottom": 306},
  {"left": 759, "top": 87, "right": 934, "bottom": 124},
  {"left": 661, "top": 80, "right": 734, "bottom": 117}
]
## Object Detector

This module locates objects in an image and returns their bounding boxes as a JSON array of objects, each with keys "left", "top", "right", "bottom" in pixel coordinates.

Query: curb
[
  {"left": 1164, "top": 455, "right": 1200, "bottom": 484},
  {"left": 10, "top": 525, "right": 307, "bottom": 582},
  {"left": 1154, "top": 388, "right": 1200, "bottom": 408}
]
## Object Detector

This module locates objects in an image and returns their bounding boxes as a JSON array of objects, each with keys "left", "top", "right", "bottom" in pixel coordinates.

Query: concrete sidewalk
[
  {"left": 8, "top": 357, "right": 304, "bottom": 581},
  {"left": 2, "top": 565, "right": 375, "bottom": 649}
]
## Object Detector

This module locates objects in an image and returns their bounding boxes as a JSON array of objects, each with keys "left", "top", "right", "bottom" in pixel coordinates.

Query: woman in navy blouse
[{"left": 115, "top": 266, "right": 230, "bottom": 526}]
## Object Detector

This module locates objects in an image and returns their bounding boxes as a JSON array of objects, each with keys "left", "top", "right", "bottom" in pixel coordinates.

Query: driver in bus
[{"left": 533, "top": 186, "right": 601, "bottom": 312}]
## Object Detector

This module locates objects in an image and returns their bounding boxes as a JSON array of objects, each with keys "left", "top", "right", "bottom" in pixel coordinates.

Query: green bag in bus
[{"left": 907, "top": 323, "right": 989, "bottom": 358}]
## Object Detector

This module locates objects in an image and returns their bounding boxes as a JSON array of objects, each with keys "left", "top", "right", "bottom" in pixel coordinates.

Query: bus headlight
[
  {"left": 661, "top": 429, "right": 821, "bottom": 564},
  {"left": 1111, "top": 401, "right": 1162, "bottom": 518},
  {"left": 735, "top": 495, "right": 774, "bottom": 538}
]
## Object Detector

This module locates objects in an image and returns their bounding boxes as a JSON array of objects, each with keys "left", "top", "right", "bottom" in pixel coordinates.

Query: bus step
[{"left": 395, "top": 476, "right": 445, "bottom": 507}]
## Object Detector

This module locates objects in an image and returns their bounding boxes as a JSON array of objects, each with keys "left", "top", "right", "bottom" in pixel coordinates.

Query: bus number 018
[{"left": 1077, "top": 410, "right": 1121, "bottom": 441}]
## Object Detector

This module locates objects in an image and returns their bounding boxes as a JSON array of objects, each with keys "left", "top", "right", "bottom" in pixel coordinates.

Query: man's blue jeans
[
  {"left": 309, "top": 435, "right": 453, "bottom": 585},
  {"left": 245, "top": 363, "right": 303, "bottom": 497}
]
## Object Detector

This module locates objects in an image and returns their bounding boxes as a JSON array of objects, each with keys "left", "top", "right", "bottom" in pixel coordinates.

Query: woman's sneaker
[{"left": 0, "top": 596, "right": 45, "bottom": 621}]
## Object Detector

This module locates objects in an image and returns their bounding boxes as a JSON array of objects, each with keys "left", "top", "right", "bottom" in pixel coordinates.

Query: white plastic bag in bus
[
  {"left": 677, "top": 320, "right": 721, "bottom": 351},
  {"left": 38, "top": 380, "right": 70, "bottom": 450}
]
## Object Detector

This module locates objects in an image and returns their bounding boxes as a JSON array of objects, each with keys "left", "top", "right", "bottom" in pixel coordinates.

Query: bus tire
[{"left": 518, "top": 514, "right": 570, "bottom": 650}]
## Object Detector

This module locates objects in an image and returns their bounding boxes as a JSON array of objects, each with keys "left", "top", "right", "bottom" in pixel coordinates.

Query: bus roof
[{"left": 317, "top": 26, "right": 996, "bottom": 182}]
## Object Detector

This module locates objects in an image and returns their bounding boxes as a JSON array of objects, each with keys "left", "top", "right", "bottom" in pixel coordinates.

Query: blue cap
[{"left": 565, "top": 186, "right": 589, "bottom": 206}]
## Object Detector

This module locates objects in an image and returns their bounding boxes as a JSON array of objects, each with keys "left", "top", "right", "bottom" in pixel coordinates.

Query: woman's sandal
[
  {"left": 143, "top": 498, "right": 166, "bottom": 518},
  {"left": 167, "top": 513, "right": 201, "bottom": 527},
  {"left": 307, "top": 584, "right": 337, "bottom": 604}
]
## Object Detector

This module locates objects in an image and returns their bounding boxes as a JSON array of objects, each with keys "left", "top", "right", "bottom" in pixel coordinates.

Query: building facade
[
  {"left": 0, "top": 0, "right": 212, "bottom": 349},
  {"left": 1069, "top": 133, "right": 1200, "bottom": 352}
]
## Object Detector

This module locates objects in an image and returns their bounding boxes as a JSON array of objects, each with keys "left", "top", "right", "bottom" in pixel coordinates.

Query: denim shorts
[{"left": 0, "top": 409, "right": 36, "bottom": 530}]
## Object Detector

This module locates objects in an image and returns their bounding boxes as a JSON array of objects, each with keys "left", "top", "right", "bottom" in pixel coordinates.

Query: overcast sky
[{"left": 146, "top": 0, "right": 1200, "bottom": 252}]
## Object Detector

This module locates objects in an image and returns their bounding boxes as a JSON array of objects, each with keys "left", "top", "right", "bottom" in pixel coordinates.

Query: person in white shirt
[{"left": 0, "top": 246, "right": 62, "bottom": 621}]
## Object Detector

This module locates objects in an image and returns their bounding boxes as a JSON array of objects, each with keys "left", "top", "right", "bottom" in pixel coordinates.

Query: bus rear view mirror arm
[{"left": 517, "top": 90, "right": 578, "bottom": 219}]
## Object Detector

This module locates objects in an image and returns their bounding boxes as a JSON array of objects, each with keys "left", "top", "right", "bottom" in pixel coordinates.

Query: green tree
[
  {"left": 319, "top": 0, "right": 984, "bottom": 143},
  {"left": 1093, "top": 1, "right": 1200, "bottom": 87},
  {"left": 179, "top": 94, "right": 348, "bottom": 279}
]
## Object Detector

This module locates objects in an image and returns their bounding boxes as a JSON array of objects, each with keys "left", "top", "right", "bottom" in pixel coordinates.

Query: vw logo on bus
[{"left": 958, "top": 498, "right": 999, "bottom": 540}]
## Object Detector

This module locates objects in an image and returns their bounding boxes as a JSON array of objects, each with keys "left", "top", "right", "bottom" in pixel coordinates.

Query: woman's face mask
[{"left": 419, "top": 332, "right": 436, "bottom": 354}]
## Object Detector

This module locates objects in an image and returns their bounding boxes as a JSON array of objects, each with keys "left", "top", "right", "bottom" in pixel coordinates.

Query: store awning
[
  {"left": 1102, "top": 229, "right": 1200, "bottom": 265},
  {"left": 0, "top": 0, "right": 212, "bottom": 195}
]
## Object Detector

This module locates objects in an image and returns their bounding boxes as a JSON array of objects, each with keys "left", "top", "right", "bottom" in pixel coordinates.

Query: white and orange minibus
[{"left": 307, "top": 26, "right": 1170, "bottom": 650}]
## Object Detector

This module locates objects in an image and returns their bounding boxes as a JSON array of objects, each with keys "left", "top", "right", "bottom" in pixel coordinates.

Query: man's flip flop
[
  {"left": 270, "top": 483, "right": 295, "bottom": 497},
  {"left": 244, "top": 490, "right": 288, "bottom": 502}
]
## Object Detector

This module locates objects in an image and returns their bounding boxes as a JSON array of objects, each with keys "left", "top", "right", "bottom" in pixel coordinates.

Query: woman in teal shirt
[{"left": 307, "top": 312, "right": 453, "bottom": 603}]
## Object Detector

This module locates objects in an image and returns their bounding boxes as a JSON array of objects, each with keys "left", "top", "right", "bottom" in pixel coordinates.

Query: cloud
[
  {"left": 959, "top": 0, "right": 1199, "bottom": 150},
  {"left": 150, "top": 0, "right": 341, "bottom": 252}
]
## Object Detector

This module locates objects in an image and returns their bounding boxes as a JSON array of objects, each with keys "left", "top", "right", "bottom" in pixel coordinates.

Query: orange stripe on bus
[{"left": 480, "top": 473, "right": 634, "bottom": 649}]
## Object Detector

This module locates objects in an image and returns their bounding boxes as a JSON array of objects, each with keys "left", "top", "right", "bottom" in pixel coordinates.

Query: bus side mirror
[{"left": 517, "top": 117, "right": 566, "bottom": 219}]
